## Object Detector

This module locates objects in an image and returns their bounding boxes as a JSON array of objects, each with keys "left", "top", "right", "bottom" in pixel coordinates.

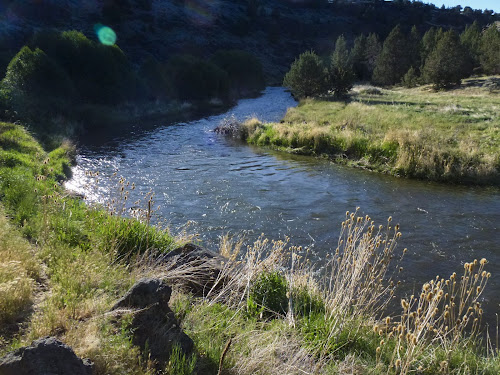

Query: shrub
[
  {"left": 211, "top": 49, "right": 265, "bottom": 94},
  {"left": 139, "top": 57, "right": 175, "bottom": 100},
  {"left": 283, "top": 51, "right": 328, "bottom": 99},
  {"left": 401, "top": 66, "right": 419, "bottom": 88},
  {"left": 248, "top": 271, "right": 288, "bottom": 317},
  {"left": 0, "top": 46, "right": 75, "bottom": 120},
  {"left": 29, "top": 30, "right": 143, "bottom": 105},
  {"left": 166, "top": 54, "right": 230, "bottom": 101}
]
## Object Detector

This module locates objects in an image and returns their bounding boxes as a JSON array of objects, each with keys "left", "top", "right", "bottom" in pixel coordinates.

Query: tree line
[
  {"left": 284, "top": 22, "right": 500, "bottom": 97},
  {"left": 0, "top": 30, "right": 265, "bottom": 133}
]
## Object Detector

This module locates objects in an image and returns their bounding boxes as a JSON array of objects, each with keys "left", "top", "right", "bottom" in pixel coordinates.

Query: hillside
[{"left": 0, "top": 0, "right": 498, "bottom": 84}]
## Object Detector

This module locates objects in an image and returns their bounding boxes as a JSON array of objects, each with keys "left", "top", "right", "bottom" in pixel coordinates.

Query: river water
[{"left": 66, "top": 87, "right": 500, "bottom": 320}]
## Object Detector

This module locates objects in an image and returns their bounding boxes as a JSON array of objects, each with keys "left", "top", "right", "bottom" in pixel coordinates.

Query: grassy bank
[
  {"left": 1, "top": 121, "right": 499, "bottom": 374},
  {"left": 242, "top": 77, "right": 500, "bottom": 185}
]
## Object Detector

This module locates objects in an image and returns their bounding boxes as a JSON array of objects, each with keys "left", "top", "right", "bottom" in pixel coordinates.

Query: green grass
[
  {"left": 0, "top": 121, "right": 176, "bottom": 373},
  {"left": 244, "top": 77, "right": 500, "bottom": 185}
]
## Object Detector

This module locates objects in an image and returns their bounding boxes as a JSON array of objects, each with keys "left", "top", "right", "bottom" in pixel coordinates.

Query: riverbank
[
  {"left": 241, "top": 77, "right": 500, "bottom": 186},
  {"left": 1, "top": 121, "right": 499, "bottom": 374}
]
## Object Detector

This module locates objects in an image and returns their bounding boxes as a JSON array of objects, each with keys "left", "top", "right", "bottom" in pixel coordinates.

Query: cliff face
[{"left": 0, "top": 0, "right": 498, "bottom": 84}]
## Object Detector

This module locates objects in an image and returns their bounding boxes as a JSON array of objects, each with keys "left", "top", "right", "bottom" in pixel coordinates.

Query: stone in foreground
[{"left": 0, "top": 337, "right": 93, "bottom": 375}]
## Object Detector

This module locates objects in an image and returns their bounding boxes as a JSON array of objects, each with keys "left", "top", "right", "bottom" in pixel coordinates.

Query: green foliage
[
  {"left": 211, "top": 49, "right": 265, "bottom": 95},
  {"left": 461, "top": 21, "right": 482, "bottom": 70},
  {"left": 29, "top": 30, "right": 143, "bottom": 105},
  {"left": 480, "top": 24, "right": 500, "bottom": 75},
  {"left": 401, "top": 66, "right": 419, "bottom": 88},
  {"left": 139, "top": 57, "right": 174, "bottom": 100},
  {"left": 248, "top": 271, "right": 288, "bottom": 317},
  {"left": 291, "top": 286, "right": 324, "bottom": 317},
  {"left": 0, "top": 46, "right": 74, "bottom": 120},
  {"left": 167, "top": 54, "right": 230, "bottom": 101},
  {"left": 283, "top": 51, "right": 327, "bottom": 99},
  {"left": 328, "top": 35, "right": 355, "bottom": 97},
  {"left": 423, "top": 30, "right": 468, "bottom": 89},
  {"left": 365, "top": 33, "right": 382, "bottom": 80},
  {"left": 164, "top": 344, "right": 196, "bottom": 375},
  {"left": 373, "top": 25, "right": 412, "bottom": 85},
  {"left": 350, "top": 34, "right": 369, "bottom": 81}
]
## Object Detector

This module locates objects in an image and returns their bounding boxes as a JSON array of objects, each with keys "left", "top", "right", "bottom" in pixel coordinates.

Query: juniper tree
[
  {"left": 365, "top": 33, "right": 382, "bottom": 81},
  {"left": 422, "top": 30, "right": 467, "bottom": 89},
  {"left": 460, "top": 21, "right": 482, "bottom": 70},
  {"left": 480, "top": 24, "right": 500, "bottom": 75},
  {"left": 350, "top": 34, "right": 368, "bottom": 81},
  {"left": 373, "top": 25, "right": 411, "bottom": 86},
  {"left": 328, "top": 35, "right": 355, "bottom": 97},
  {"left": 283, "top": 51, "right": 327, "bottom": 98}
]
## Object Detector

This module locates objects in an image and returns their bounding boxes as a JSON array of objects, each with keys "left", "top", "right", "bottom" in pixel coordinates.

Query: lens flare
[{"left": 94, "top": 24, "right": 116, "bottom": 45}]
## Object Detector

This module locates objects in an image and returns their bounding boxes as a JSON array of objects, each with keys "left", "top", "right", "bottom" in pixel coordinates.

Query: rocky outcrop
[
  {"left": 111, "top": 278, "right": 193, "bottom": 369},
  {"left": 0, "top": 337, "right": 93, "bottom": 375}
]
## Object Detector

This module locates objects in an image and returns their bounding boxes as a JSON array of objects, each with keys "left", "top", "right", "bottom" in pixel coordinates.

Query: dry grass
[
  {"left": 0, "top": 207, "right": 40, "bottom": 330},
  {"left": 243, "top": 76, "right": 500, "bottom": 185}
]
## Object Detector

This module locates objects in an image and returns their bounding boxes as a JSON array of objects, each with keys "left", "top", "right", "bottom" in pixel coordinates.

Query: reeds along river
[{"left": 66, "top": 87, "right": 500, "bottom": 324}]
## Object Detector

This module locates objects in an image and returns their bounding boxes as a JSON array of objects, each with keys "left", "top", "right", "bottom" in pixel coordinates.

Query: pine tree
[
  {"left": 283, "top": 51, "right": 327, "bottom": 98},
  {"left": 373, "top": 25, "right": 411, "bottom": 86},
  {"left": 480, "top": 24, "right": 500, "bottom": 75},
  {"left": 422, "top": 30, "right": 467, "bottom": 89},
  {"left": 329, "top": 35, "right": 355, "bottom": 97}
]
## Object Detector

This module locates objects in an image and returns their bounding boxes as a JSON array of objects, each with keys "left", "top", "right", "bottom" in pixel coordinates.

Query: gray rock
[
  {"left": 111, "top": 278, "right": 193, "bottom": 369},
  {"left": 160, "top": 243, "right": 228, "bottom": 296},
  {"left": 0, "top": 337, "right": 93, "bottom": 375},
  {"left": 112, "top": 278, "right": 171, "bottom": 311}
]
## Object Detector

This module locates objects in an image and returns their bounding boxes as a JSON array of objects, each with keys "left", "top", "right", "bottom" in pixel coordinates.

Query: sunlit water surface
[{"left": 67, "top": 87, "right": 500, "bottom": 322}]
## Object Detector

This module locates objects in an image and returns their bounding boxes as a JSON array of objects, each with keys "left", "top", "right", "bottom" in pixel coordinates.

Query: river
[{"left": 66, "top": 87, "right": 500, "bottom": 321}]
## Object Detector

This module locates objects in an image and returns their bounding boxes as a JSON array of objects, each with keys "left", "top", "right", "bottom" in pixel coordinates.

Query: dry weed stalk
[
  {"left": 323, "top": 208, "right": 405, "bottom": 338},
  {"left": 379, "top": 258, "right": 491, "bottom": 374}
]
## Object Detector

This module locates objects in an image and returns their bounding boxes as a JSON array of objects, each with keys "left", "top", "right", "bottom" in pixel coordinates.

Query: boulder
[
  {"left": 111, "top": 278, "right": 193, "bottom": 369},
  {"left": 0, "top": 337, "right": 93, "bottom": 375},
  {"left": 160, "top": 243, "right": 228, "bottom": 296},
  {"left": 112, "top": 277, "right": 171, "bottom": 311}
]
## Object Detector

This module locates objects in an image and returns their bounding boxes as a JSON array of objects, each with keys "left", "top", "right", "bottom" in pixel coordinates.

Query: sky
[{"left": 426, "top": 1, "right": 500, "bottom": 12}]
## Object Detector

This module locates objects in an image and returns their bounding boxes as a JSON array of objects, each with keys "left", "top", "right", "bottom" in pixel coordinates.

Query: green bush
[
  {"left": 0, "top": 46, "right": 75, "bottom": 119},
  {"left": 211, "top": 49, "right": 265, "bottom": 94},
  {"left": 291, "top": 286, "right": 324, "bottom": 317},
  {"left": 248, "top": 271, "right": 288, "bottom": 317},
  {"left": 29, "top": 30, "right": 143, "bottom": 105},
  {"left": 166, "top": 54, "right": 230, "bottom": 101},
  {"left": 401, "top": 66, "right": 419, "bottom": 88},
  {"left": 139, "top": 57, "right": 174, "bottom": 100},
  {"left": 283, "top": 51, "right": 328, "bottom": 99}
]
